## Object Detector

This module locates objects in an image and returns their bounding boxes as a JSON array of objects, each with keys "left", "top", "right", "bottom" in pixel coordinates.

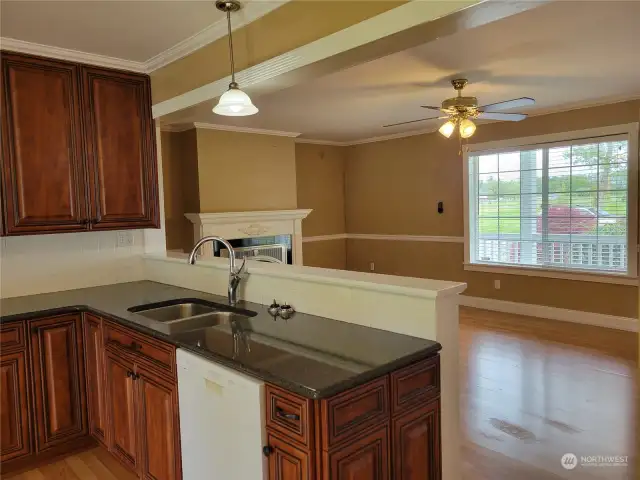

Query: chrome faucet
[{"left": 187, "top": 236, "right": 247, "bottom": 306}]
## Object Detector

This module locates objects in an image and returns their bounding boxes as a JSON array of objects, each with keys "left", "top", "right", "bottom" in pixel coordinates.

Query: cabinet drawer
[
  {"left": 391, "top": 356, "right": 440, "bottom": 415},
  {"left": 266, "top": 385, "right": 313, "bottom": 448},
  {"left": 104, "top": 321, "right": 175, "bottom": 378},
  {"left": 320, "top": 376, "right": 389, "bottom": 450},
  {"left": 1, "top": 322, "right": 25, "bottom": 351}
]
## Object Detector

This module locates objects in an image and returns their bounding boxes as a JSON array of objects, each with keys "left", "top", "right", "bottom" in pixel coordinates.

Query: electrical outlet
[
  {"left": 494, "top": 279, "right": 501, "bottom": 290},
  {"left": 117, "top": 231, "right": 134, "bottom": 248},
  {"left": 369, "top": 262, "right": 375, "bottom": 272}
]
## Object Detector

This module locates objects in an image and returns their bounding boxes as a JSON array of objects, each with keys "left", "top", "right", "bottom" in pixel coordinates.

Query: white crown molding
[
  {"left": 459, "top": 295, "right": 638, "bottom": 332},
  {"left": 0, "top": 37, "right": 146, "bottom": 72},
  {"left": 192, "top": 122, "right": 301, "bottom": 138},
  {"left": 144, "top": 1, "right": 290, "bottom": 73},
  {"left": 295, "top": 138, "right": 350, "bottom": 147},
  {"left": 159, "top": 124, "right": 195, "bottom": 133}
]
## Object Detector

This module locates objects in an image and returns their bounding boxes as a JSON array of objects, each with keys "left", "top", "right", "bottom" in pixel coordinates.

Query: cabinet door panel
[
  {"left": 1, "top": 53, "right": 88, "bottom": 234},
  {"left": 267, "top": 431, "right": 311, "bottom": 480},
  {"left": 29, "top": 314, "right": 87, "bottom": 451},
  {"left": 0, "top": 351, "right": 31, "bottom": 462},
  {"left": 81, "top": 67, "right": 159, "bottom": 229},
  {"left": 324, "top": 425, "right": 389, "bottom": 480},
  {"left": 392, "top": 400, "right": 440, "bottom": 480},
  {"left": 137, "top": 368, "right": 181, "bottom": 480},
  {"left": 84, "top": 314, "right": 108, "bottom": 446},
  {"left": 105, "top": 350, "right": 139, "bottom": 473}
]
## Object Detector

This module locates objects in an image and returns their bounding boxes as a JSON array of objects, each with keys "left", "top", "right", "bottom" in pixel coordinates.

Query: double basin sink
[{"left": 128, "top": 298, "right": 257, "bottom": 335}]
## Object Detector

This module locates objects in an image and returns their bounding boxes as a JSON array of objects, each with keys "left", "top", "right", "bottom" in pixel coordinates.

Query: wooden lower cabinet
[
  {"left": 392, "top": 400, "right": 441, "bottom": 480},
  {"left": 137, "top": 368, "right": 181, "bottom": 480},
  {"left": 0, "top": 350, "right": 31, "bottom": 462},
  {"left": 105, "top": 350, "right": 140, "bottom": 472},
  {"left": 267, "top": 431, "right": 312, "bottom": 480},
  {"left": 84, "top": 314, "right": 108, "bottom": 446},
  {"left": 324, "top": 426, "right": 389, "bottom": 480},
  {"left": 29, "top": 314, "right": 87, "bottom": 452}
]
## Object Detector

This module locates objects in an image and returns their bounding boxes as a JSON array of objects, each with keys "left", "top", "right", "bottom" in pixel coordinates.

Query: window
[{"left": 466, "top": 125, "right": 638, "bottom": 278}]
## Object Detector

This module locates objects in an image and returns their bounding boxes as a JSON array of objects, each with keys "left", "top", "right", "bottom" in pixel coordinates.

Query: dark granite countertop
[{"left": 0, "top": 281, "right": 441, "bottom": 399}]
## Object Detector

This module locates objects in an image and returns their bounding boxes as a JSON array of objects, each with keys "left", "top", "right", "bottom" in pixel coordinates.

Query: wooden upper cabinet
[
  {"left": 29, "top": 314, "right": 87, "bottom": 452},
  {"left": 81, "top": 66, "right": 159, "bottom": 229},
  {"left": 84, "top": 314, "right": 108, "bottom": 447},
  {"left": 0, "top": 53, "right": 88, "bottom": 234},
  {"left": 0, "top": 350, "right": 31, "bottom": 462}
]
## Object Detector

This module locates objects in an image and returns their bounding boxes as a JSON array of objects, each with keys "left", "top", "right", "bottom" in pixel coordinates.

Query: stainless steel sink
[
  {"left": 134, "top": 303, "right": 218, "bottom": 322},
  {"left": 128, "top": 298, "right": 257, "bottom": 334}
]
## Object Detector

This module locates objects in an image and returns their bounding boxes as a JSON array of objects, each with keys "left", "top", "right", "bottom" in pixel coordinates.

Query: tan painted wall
[
  {"left": 161, "top": 129, "right": 199, "bottom": 252},
  {"left": 303, "top": 239, "right": 347, "bottom": 270},
  {"left": 151, "top": 1, "right": 404, "bottom": 103},
  {"left": 295, "top": 143, "right": 346, "bottom": 236},
  {"left": 345, "top": 100, "right": 640, "bottom": 318},
  {"left": 295, "top": 143, "right": 347, "bottom": 269},
  {"left": 196, "top": 129, "right": 297, "bottom": 212}
]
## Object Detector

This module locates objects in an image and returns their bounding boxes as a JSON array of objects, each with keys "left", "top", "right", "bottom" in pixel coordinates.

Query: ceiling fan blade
[
  {"left": 384, "top": 117, "right": 435, "bottom": 128},
  {"left": 420, "top": 106, "right": 444, "bottom": 111},
  {"left": 480, "top": 97, "right": 535, "bottom": 112},
  {"left": 477, "top": 112, "right": 528, "bottom": 121}
]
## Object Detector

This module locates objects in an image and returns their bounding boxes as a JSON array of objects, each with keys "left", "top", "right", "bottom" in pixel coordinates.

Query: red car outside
[{"left": 536, "top": 206, "right": 596, "bottom": 234}]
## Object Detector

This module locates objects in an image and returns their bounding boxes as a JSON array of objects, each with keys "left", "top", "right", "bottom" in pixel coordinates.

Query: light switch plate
[{"left": 117, "top": 231, "right": 134, "bottom": 248}]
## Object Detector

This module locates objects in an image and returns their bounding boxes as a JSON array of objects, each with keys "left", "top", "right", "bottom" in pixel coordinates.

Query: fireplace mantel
[{"left": 185, "top": 209, "right": 312, "bottom": 264}]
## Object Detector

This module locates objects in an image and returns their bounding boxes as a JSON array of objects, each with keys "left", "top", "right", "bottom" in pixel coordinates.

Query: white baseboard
[{"left": 459, "top": 295, "right": 638, "bottom": 332}]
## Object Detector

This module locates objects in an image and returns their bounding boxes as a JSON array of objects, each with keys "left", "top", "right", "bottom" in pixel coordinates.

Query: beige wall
[
  {"left": 151, "top": 1, "right": 404, "bottom": 103},
  {"left": 295, "top": 143, "right": 347, "bottom": 269},
  {"left": 196, "top": 129, "right": 297, "bottom": 212},
  {"left": 345, "top": 100, "right": 640, "bottom": 318},
  {"left": 161, "top": 130, "right": 199, "bottom": 252}
]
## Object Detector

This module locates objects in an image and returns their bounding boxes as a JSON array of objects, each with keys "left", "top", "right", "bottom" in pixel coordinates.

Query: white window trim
[{"left": 463, "top": 122, "right": 639, "bottom": 283}]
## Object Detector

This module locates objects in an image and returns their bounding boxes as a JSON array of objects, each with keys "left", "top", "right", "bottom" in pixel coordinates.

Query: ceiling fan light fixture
[
  {"left": 459, "top": 118, "right": 476, "bottom": 138},
  {"left": 213, "top": 83, "right": 259, "bottom": 116},
  {"left": 438, "top": 120, "right": 456, "bottom": 138},
  {"left": 213, "top": 0, "right": 258, "bottom": 117}
]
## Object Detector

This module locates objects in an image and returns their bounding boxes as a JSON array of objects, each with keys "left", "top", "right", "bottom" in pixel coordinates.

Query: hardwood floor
[
  {"left": 460, "top": 307, "right": 638, "bottom": 480},
  {"left": 4, "top": 307, "right": 637, "bottom": 480},
  {"left": 2, "top": 447, "right": 137, "bottom": 480}
]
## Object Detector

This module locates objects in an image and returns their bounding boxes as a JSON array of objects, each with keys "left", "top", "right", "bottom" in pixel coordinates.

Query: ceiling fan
[{"left": 384, "top": 79, "right": 535, "bottom": 139}]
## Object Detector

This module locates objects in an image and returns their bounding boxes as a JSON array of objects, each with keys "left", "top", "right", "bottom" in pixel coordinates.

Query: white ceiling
[
  {"left": 0, "top": 0, "right": 284, "bottom": 70},
  {"left": 184, "top": 1, "right": 640, "bottom": 143}
]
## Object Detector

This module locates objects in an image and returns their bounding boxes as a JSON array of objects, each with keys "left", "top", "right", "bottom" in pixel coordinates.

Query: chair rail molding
[{"left": 185, "top": 210, "right": 312, "bottom": 264}]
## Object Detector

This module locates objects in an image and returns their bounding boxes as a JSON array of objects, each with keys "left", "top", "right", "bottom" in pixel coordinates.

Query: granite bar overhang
[{"left": 0, "top": 281, "right": 441, "bottom": 399}]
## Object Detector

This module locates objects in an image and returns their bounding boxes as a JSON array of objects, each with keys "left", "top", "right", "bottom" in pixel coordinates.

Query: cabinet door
[
  {"left": 29, "top": 314, "right": 87, "bottom": 452},
  {"left": 0, "top": 351, "right": 31, "bottom": 462},
  {"left": 137, "top": 368, "right": 181, "bottom": 480},
  {"left": 324, "top": 425, "right": 389, "bottom": 480},
  {"left": 105, "top": 350, "right": 139, "bottom": 473},
  {"left": 267, "top": 431, "right": 311, "bottom": 480},
  {"left": 84, "top": 314, "right": 108, "bottom": 446},
  {"left": 392, "top": 400, "right": 440, "bottom": 480},
  {"left": 0, "top": 52, "right": 88, "bottom": 234},
  {"left": 81, "top": 66, "right": 159, "bottom": 229}
]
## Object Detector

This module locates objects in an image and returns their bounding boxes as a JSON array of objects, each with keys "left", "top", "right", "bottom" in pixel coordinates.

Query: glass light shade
[
  {"left": 459, "top": 118, "right": 476, "bottom": 138},
  {"left": 213, "top": 86, "right": 259, "bottom": 116},
  {"left": 438, "top": 120, "right": 456, "bottom": 138}
]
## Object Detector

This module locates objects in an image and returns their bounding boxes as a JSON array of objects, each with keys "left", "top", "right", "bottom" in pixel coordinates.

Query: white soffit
[{"left": 0, "top": 0, "right": 288, "bottom": 73}]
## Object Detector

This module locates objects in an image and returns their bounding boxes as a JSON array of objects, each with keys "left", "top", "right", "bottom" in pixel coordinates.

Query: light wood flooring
[{"left": 4, "top": 307, "right": 638, "bottom": 480}]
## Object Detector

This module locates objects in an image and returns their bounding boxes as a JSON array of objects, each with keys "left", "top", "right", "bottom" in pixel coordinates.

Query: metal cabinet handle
[
  {"left": 275, "top": 407, "right": 300, "bottom": 421},
  {"left": 126, "top": 370, "right": 133, "bottom": 378},
  {"left": 262, "top": 446, "right": 274, "bottom": 457}
]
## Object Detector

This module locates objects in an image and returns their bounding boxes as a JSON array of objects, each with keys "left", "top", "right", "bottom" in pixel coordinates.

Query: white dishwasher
[{"left": 176, "top": 348, "right": 267, "bottom": 480}]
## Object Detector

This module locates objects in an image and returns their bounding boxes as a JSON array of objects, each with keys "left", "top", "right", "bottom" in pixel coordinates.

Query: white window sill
[{"left": 464, "top": 263, "right": 638, "bottom": 285}]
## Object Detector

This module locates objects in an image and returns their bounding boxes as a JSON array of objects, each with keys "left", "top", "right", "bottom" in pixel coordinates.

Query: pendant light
[
  {"left": 438, "top": 119, "right": 457, "bottom": 138},
  {"left": 213, "top": 0, "right": 258, "bottom": 116},
  {"left": 459, "top": 118, "right": 476, "bottom": 138}
]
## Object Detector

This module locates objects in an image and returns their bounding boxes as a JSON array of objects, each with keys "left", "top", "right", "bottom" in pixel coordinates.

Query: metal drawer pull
[{"left": 275, "top": 407, "right": 300, "bottom": 421}]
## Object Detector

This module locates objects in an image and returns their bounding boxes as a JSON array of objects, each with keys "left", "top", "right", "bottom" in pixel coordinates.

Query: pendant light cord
[{"left": 226, "top": 9, "right": 236, "bottom": 85}]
